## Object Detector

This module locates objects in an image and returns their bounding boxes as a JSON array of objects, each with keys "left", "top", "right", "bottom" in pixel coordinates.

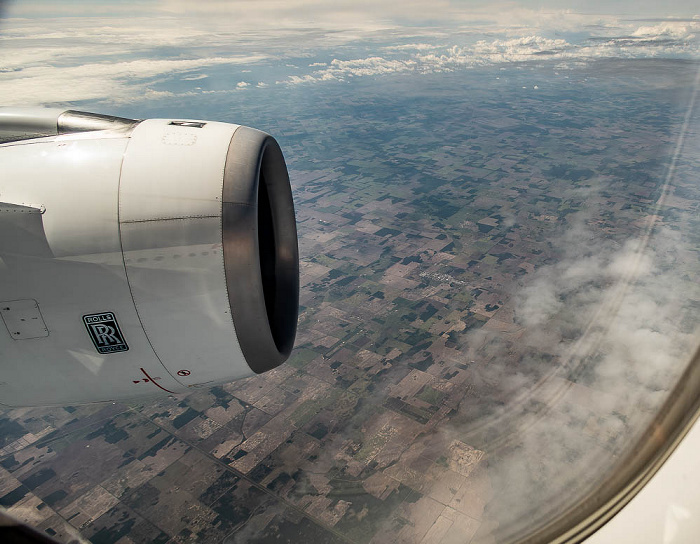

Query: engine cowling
[{"left": 0, "top": 109, "right": 299, "bottom": 407}]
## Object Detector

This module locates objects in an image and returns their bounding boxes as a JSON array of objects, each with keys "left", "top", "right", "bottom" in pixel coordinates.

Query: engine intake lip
[{"left": 222, "top": 126, "right": 299, "bottom": 373}]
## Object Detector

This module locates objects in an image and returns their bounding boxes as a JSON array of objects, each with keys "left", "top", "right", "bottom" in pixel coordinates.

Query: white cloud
[
  {"left": 472, "top": 36, "right": 570, "bottom": 61},
  {"left": 182, "top": 74, "right": 208, "bottom": 81},
  {"left": 0, "top": 56, "right": 265, "bottom": 106},
  {"left": 278, "top": 18, "right": 699, "bottom": 85},
  {"left": 631, "top": 21, "right": 697, "bottom": 40},
  {"left": 445, "top": 217, "right": 700, "bottom": 536},
  {"left": 1, "top": 7, "right": 698, "bottom": 104},
  {"left": 325, "top": 56, "right": 416, "bottom": 77},
  {"left": 383, "top": 42, "right": 439, "bottom": 51}
]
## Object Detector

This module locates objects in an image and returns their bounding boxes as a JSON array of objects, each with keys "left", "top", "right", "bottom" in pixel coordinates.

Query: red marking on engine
[{"left": 136, "top": 367, "right": 175, "bottom": 394}]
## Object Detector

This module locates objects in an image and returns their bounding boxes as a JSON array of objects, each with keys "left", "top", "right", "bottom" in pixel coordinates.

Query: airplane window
[{"left": 0, "top": 2, "right": 698, "bottom": 543}]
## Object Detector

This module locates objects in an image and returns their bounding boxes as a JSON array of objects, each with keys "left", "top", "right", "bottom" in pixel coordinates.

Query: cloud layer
[
  {"left": 0, "top": 8, "right": 698, "bottom": 106},
  {"left": 286, "top": 22, "right": 699, "bottom": 84}
]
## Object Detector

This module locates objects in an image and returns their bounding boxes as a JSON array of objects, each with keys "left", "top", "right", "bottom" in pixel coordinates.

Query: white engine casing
[{"left": 0, "top": 112, "right": 299, "bottom": 407}]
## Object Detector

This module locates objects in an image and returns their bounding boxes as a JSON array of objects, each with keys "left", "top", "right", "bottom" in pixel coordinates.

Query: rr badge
[{"left": 83, "top": 312, "right": 129, "bottom": 354}]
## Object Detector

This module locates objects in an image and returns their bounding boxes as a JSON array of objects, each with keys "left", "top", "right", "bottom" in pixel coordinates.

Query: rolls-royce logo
[{"left": 83, "top": 312, "right": 129, "bottom": 354}]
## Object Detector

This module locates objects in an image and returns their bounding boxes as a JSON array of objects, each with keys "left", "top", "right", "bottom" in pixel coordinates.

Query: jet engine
[{"left": 0, "top": 109, "right": 299, "bottom": 407}]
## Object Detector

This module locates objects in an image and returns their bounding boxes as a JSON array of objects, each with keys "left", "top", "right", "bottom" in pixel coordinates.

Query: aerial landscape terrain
[{"left": 1, "top": 3, "right": 699, "bottom": 543}]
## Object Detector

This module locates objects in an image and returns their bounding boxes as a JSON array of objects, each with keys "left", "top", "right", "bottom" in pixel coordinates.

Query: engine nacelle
[{"left": 0, "top": 109, "right": 299, "bottom": 406}]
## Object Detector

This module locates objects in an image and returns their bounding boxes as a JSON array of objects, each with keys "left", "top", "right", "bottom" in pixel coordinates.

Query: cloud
[
  {"left": 1, "top": 7, "right": 698, "bottom": 105},
  {"left": 279, "top": 19, "right": 699, "bottom": 85},
  {"left": 182, "top": 74, "right": 208, "bottom": 81},
  {"left": 0, "top": 56, "right": 265, "bottom": 106},
  {"left": 631, "top": 21, "right": 697, "bottom": 39},
  {"left": 154, "top": 0, "right": 465, "bottom": 31},
  {"left": 383, "top": 43, "right": 440, "bottom": 51},
  {"left": 442, "top": 215, "right": 700, "bottom": 538}
]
